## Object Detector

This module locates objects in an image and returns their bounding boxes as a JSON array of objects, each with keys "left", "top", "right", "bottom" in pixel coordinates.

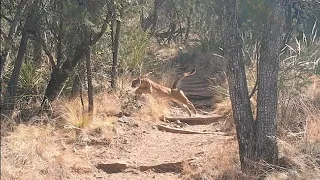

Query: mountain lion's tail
[{"left": 171, "top": 69, "right": 196, "bottom": 89}]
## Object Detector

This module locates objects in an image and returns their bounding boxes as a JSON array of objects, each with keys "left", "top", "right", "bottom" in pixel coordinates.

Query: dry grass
[
  {"left": 94, "top": 93, "right": 122, "bottom": 117},
  {"left": 1, "top": 93, "right": 120, "bottom": 180},
  {"left": 1, "top": 124, "right": 71, "bottom": 180},
  {"left": 56, "top": 92, "right": 121, "bottom": 127},
  {"left": 181, "top": 140, "right": 242, "bottom": 179},
  {"left": 135, "top": 95, "right": 170, "bottom": 121},
  {"left": 59, "top": 100, "right": 93, "bottom": 129},
  {"left": 212, "top": 96, "right": 257, "bottom": 133},
  {"left": 265, "top": 138, "right": 320, "bottom": 180},
  {"left": 0, "top": 122, "right": 100, "bottom": 180}
]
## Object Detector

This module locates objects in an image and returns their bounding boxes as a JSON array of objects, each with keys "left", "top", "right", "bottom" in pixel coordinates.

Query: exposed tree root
[
  {"left": 157, "top": 124, "right": 227, "bottom": 135},
  {"left": 162, "top": 115, "right": 222, "bottom": 125}
]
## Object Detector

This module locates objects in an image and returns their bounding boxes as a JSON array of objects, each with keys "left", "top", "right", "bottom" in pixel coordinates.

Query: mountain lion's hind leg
[
  {"left": 172, "top": 101, "right": 192, "bottom": 117},
  {"left": 187, "top": 101, "right": 197, "bottom": 115},
  {"left": 182, "top": 104, "right": 192, "bottom": 117}
]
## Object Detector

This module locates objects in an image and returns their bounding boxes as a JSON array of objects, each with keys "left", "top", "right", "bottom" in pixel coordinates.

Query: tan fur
[{"left": 131, "top": 69, "right": 197, "bottom": 116}]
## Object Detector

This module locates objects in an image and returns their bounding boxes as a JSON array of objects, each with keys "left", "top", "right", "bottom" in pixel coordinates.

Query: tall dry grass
[
  {"left": 1, "top": 124, "right": 71, "bottom": 179},
  {"left": 1, "top": 92, "right": 123, "bottom": 180},
  {"left": 135, "top": 95, "right": 170, "bottom": 121},
  {"left": 181, "top": 140, "right": 244, "bottom": 179}
]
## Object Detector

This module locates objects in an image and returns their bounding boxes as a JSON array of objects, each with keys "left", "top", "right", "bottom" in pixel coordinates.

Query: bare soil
[{"left": 66, "top": 110, "right": 234, "bottom": 179}]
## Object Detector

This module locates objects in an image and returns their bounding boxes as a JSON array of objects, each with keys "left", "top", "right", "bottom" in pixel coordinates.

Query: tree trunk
[
  {"left": 185, "top": 3, "right": 194, "bottom": 41},
  {"left": 4, "top": 31, "right": 29, "bottom": 111},
  {"left": 43, "top": 14, "right": 111, "bottom": 102},
  {"left": 8, "top": 0, "right": 28, "bottom": 39},
  {"left": 86, "top": 46, "right": 93, "bottom": 113},
  {"left": 111, "top": 16, "right": 121, "bottom": 90},
  {"left": 70, "top": 73, "right": 81, "bottom": 99},
  {"left": 44, "top": 44, "right": 87, "bottom": 102},
  {"left": 140, "top": 0, "right": 145, "bottom": 28},
  {"left": 255, "top": 1, "right": 283, "bottom": 165},
  {"left": 222, "top": 0, "right": 255, "bottom": 172},
  {"left": 151, "top": 0, "right": 160, "bottom": 34},
  {"left": 2, "top": 0, "right": 42, "bottom": 113},
  {"left": 1, "top": 0, "right": 28, "bottom": 85},
  {"left": 56, "top": 0, "right": 64, "bottom": 67}
]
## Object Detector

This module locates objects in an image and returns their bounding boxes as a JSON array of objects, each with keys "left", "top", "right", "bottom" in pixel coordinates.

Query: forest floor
[
  {"left": 1, "top": 103, "right": 241, "bottom": 180},
  {"left": 2, "top": 93, "right": 320, "bottom": 180},
  {"left": 89, "top": 110, "right": 236, "bottom": 180},
  {"left": 2, "top": 46, "right": 320, "bottom": 179}
]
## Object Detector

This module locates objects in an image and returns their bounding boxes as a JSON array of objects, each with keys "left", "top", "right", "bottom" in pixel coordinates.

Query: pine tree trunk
[
  {"left": 56, "top": 0, "right": 64, "bottom": 67},
  {"left": 255, "top": 1, "right": 283, "bottom": 165},
  {"left": 222, "top": 0, "right": 255, "bottom": 172},
  {"left": 151, "top": 0, "right": 160, "bottom": 34},
  {"left": 4, "top": 31, "right": 29, "bottom": 111},
  {"left": 185, "top": 4, "right": 193, "bottom": 41},
  {"left": 111, "top": 17, "right": 121, "bottom": 90},
  {"left": 70, "top": 73, "right": 81, "bottom": 100},
  {"left": 86, "top": 46, "right": 93, "bottom": 113}
]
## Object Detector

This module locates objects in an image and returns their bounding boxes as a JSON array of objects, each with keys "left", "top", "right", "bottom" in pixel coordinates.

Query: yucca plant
[
  {"left": 18, "top": 61, "right": 44, "bottom": 95},
  {"left": 278, "top": 20, "right": 320, "bottom": 134}
]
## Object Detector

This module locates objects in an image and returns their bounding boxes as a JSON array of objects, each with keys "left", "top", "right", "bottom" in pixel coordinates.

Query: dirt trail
[{"left": 84, "top": 111, "right": 233, "bottom": 180}]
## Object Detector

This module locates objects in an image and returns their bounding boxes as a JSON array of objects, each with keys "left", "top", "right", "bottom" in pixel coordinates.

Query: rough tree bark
[
  {"left": 255, "top": 0, "right": 283, "bottom": 165},
  {"left": 70, "top": 73, "right": 81, "bottom": 100},
  {"left": 56, "top": 0, "right": 64, "bottom": 67},
  {"left": 110, "top": 13, "right": 121, "bottom": 90},
  {"left": 222, "top": 0, "right": 255, "bottom": 172},
  {"left": 222, "top": 0, "right": 284, "bottom": 173},
  {"left": 151, "top": 0, "right": 161, "bottom": 34},
  {"left": 86, "top": 46, "right": 93, "bottom": 113},
  {"left": 185, "top": 1, "right": 194, "bottom": 41},
  {"left": 4, "top": 31, "right": 29, "bottom": 111}
]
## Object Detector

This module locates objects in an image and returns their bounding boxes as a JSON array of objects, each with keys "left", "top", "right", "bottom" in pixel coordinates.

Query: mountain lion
[{"left": 131, "top": 69, "right": 197, "bottom": 116}]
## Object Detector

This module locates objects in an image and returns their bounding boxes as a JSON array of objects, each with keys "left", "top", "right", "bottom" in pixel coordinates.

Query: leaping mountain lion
[{"left": 131, "top": 69, "right": 197, "bottom": 116}]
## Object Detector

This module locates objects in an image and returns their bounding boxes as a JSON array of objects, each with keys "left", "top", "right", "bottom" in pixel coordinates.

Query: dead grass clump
[
  {"left": 182, "top": 141, "right": 241, "bottom": 179},
  {"left": 266, "top": 139, "right": 320, "bottom": 180},
  {"left": 278, "top": 75, "right": 320, "bottom": 159},
  {"left": 59, "top": 100, "right": 93, "bottom": 129},
  {"left": 1, "top": 114, "right": 16, "bottom": 136},
  {"left": 213, "top": 98, "right": 234, "bottom": 131},
  {"left": 212, "top": 97, "right": 257, "bottom": 133},
  {"left": 85, "top": 116, "right": 116, "bottom": 145},
  {"left": 307, "top": 75, "right": 320, "bottom": 102},
  {"left": 94, "top": 93, "right": 122, "bottom": 117},
  {"left": 58, "top": 93, "right": 121, "bottom": 125},
  {"left": 55, "top": 95, "right": 117, "bottom": 145},
  {"left": 1, "top": 124, "right": 71, "bottom": 180},
  {"left": 305, "top": 115, "right": 320, "bottom": 144},
  {"left": 136, "top": 95, "right": 170, "bottom": 121}
]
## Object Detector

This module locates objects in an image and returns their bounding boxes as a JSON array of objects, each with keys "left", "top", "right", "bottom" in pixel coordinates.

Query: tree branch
[{"left": 30, "top": 33, "right": 56, "bottom": 69}]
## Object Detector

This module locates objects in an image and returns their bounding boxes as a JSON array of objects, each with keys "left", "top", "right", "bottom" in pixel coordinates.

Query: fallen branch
[
  {"left": 162, "top": 115, "right": 222, "bottom": 125},
  {"left": 157, "top": 124, "right": 227, "bottom": 135}
]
